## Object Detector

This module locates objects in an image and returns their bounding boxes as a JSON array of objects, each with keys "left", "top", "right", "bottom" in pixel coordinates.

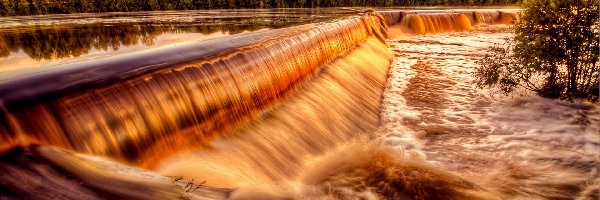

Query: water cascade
[
  {"left": 400, "top": 13, "right": 473, "bottom": 35},
  {"left": 0, "top": 9, "right": 563, "bottom": 200},
  {"left": 157, "top": 37, "right": 392, "bottom": 187},
  {"left": 0, "top": 13, "right": 389, "bottom": 166},
  {"left": 393, "top": 10, "right": 519, "bottom": 35}
]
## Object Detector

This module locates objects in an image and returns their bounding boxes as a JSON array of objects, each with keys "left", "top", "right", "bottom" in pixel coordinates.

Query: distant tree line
[{"left": 0, "top": 0, "right": 518, "bottom": 16}]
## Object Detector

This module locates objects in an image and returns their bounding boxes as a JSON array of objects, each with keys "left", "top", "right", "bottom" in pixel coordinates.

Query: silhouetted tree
[{"left": 475, "top": 0, "right": 599, "bottom": 102}]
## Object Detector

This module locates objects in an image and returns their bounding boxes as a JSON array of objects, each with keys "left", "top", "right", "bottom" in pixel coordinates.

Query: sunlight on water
[
  {"left": 401, "top": 13, "right": 473, "bottom": 35},
  {"left": 0, "top": 9, "right": 596, "bottom": 200},
  {"left": 158, "top": 37, "right": 392, "bottom": 189},
  {"left": 0, "top": 13, "right": 388, "bottom": 166}
]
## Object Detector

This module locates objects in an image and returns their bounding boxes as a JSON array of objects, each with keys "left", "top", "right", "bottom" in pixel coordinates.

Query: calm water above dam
[
  {"left": 0, "top": 8, "right": 598, "bottom": 200},
  {"left": 0, "top": 9, "right": 356, "bottom": 79}
]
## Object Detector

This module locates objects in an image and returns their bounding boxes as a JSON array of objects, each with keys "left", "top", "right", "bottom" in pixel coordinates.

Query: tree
[
  {"left": 14, "top": 0, "right": 30, "bottom": 15},
  {"left": 1, "top": 0, "right": 14, "bottom": 16},
  {"left": 147, "top": 0, "right": 160, "bottom": 10},
  {"left": 475, "top": 0, "right": 599, "bottom": 102},
  {"left": 0, "top": 0, "right": 521, "bottom": 16},
  {"left": 31, "top": 0, "right": 48, "bottom": 14},
  {"left": 0, "top": 0, "right": 5, "bottom": 16}
]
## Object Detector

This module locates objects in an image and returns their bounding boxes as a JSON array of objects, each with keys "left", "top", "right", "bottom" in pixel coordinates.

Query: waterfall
[
  {"left": 0, "top": 9, "right": 534, "bottom": 200},
  {"left": 0, "top": 12, "right": 390, "bottom": 167}
]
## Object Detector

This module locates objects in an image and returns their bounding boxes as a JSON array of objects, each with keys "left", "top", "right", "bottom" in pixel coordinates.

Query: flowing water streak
[
  {"left": 0, "top": 13, "right": 389, "bottom": 166},
  {"left": 158, "top": 37, "right": 393, "bottom": 189},
  {"left": 456, "top": 10, "right": 519, "bottom": 25},
  {"left": 400, "top": 13, "right": 473, "bottom": 35},
  {"left": 473, "top": 11, "right": 501, "bottom": 24},
  {"left": 395, "top": 10, "right": 519, "bottom": 35}
]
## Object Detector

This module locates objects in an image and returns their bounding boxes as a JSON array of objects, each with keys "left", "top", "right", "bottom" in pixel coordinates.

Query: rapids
[{"left": 380, "top": 24, "right": 599, "bottom": 199}]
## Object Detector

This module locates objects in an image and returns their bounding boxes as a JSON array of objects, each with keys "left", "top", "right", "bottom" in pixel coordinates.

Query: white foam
[{"left": 380, "top": 25, "right": 599, "bottom": 199}]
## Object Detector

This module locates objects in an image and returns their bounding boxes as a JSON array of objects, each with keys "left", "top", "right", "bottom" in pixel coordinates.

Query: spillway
[
  {"left": 4, "top": 9, "right": 592, "bottom": 200},
  {"left": 0, "top": 12, "right": 388, "bottom": 164}
]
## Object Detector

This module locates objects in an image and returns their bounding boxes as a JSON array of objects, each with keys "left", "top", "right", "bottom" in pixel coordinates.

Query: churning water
[{"left": 379, "top": 24, "right": 599, "bottom": 199}]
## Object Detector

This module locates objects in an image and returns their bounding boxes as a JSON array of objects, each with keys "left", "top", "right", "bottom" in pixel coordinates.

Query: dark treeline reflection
[
  {"left": 0, "top": 10, "right": 353, "bottom": 61},
  {"left": 0, "top": 22, "right": 286, "bottom": 61}
]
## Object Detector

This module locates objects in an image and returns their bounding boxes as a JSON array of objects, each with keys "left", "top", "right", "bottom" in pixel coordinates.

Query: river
[{"left": 0, "top": 8, "right": 597, "bottom": 200}]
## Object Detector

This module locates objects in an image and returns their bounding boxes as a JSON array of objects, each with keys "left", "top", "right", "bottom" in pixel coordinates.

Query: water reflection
[
  {"left": 0, "top": 23, "right": 276, "bottom": 60},
  {"left": 0, "top": 9, "right": 356, "bottom": 73}
]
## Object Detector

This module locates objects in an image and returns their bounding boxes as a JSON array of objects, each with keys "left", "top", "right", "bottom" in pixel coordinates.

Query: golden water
[
  {"left": 1, "top": 9, "right": 597, "bottom": 200},
  {"left": 158, "top": 37, "right": 392, "bottom": 188},
  {"left": 0, "top": 13, "right": 387, "bottom": 166},
  {"left": 397, "top": 10, "right": 518, "bottom": 35},
  {"left": 400, "top": 13, "right": 473, "bottom": 35}
]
